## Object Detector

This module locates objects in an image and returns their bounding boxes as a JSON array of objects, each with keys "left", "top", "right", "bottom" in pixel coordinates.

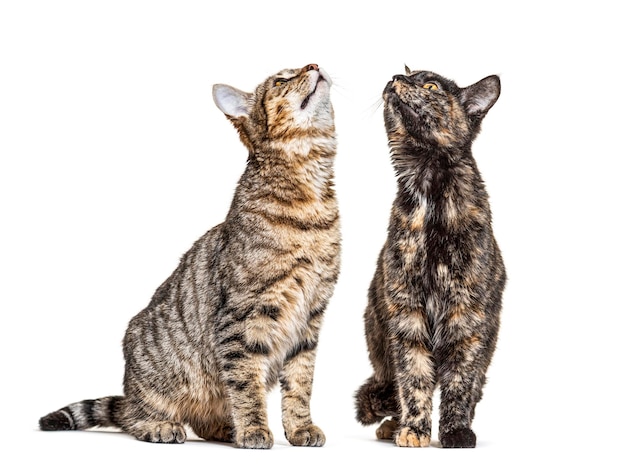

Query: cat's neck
[
  {"left": 241, "top": 133, "right": 337, "bottom": 204},
  {"left": 391, "top": 141, "right": 488, "bottom": 223}
]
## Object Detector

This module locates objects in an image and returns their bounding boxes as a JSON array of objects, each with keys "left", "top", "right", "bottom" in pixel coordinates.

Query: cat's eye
[
  {"left": 423, "top": 82, "right": 439, "bottom": 91},
  {"left": 274, "top": 78, "right": 288, "bottom": 87}
]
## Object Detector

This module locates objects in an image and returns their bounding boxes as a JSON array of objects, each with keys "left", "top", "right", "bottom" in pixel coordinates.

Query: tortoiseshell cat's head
[
  {"left": 384, "top": 67, "right": 500, "bottom": 150},
  {"left": 213, "top": 64, "right": 334, "bottom": 152}
]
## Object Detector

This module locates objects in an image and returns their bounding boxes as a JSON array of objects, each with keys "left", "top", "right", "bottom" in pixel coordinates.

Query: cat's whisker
[
  {"left": 326, "top": 76, "right": 351, "bottom": 102},
  {"left": 364, "top": 97, "right": 384, "bottom": 119}
]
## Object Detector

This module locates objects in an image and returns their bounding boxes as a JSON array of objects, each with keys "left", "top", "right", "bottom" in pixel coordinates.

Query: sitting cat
[
  {"left": 39, "top": 64, "right": 340, "bottom": 449},
  {"left": 355, "top": 67, "right": 505, "bottom": 448}
]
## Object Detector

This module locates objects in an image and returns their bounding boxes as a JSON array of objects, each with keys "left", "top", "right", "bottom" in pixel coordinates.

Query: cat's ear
[
  {"left": 460, "top": 75, "right": 500, "bottom": 117},
  {"left": 212, "top": 84, "right": 253, "bottom": 118},
  {"left": 404, "top": 64, "right": 412, "bottom": 75}
]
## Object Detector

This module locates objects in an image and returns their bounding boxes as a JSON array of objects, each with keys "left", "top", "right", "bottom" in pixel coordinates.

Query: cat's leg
[
  {"left": 219, "top": 352, "right": 273, "bottom": 448},
  {"left": 116, "top": 395, "right": 187, "bottom": 444},
  {"left": 390, "top": 318, "right": 436, "bottom": 447},
  {"left": 119, "top": 347, "right": 188, "bottom": 443},
  {"left": 437, "top": 336, "right": 486, "bottom": 448},
  {"left": 216, "top": 308, "right": 275, "bottom": 449},
  {"left": 469, "top": 372, "right": 487, "bottom": 423},
  {"left": 279, "top": 307, "right": 325, "bottom": 447}
]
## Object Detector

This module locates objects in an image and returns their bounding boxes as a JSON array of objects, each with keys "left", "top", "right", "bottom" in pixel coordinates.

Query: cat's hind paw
[
  {"left": 133, "top": 421, "right": 187, "bottom": 444},
  {"left": 439, "top": 427, "right": 476, "bottom": 448},
  {"left": 286, "top": 424, "right": 325, "bottom": 447},
  {"left": 395, "top": 426, "right": 430, "bottom": 447},
  {"left": 235, "top": 426, "right": 274, "bottom": 449}
]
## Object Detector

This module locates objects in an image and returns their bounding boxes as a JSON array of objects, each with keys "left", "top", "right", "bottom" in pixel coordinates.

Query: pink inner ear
[
  {"left": 213, "top": 85, "right": 251, "bottom": 118},
  {"left": 462, "top": 76, "right": 500, "bottom": 116},
  {"left": 466, "top": 95, "right": 492, "bottom": 115}
]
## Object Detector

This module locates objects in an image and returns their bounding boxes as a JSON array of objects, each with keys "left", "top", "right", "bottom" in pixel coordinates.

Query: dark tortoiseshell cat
[
  {"left": 39, "top": 64, "right": 340, "bottom": 449},
  {"left": 355, "top": 67, "right": 505, "bottom": 448}
]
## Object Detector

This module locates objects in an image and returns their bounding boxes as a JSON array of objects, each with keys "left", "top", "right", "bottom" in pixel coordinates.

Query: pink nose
[{"left": 304, "top": 64, "right": 319, "bottom": 71}]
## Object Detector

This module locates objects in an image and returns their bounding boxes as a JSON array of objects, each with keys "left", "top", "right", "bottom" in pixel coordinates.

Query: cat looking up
[
  {"left": 40, "top": 64, "right": 340, "bottom": 449},
  {"left": 355, "top": 67, "right": 505, "bottom": 448}
]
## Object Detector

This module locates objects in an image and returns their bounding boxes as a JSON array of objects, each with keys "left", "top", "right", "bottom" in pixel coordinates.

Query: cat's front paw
[
  {"left": 395, "top": 426, "right": 430, "bottom": 447},
  {"left": 235, "top": 426, "right": 274, "bottom": 449},
  {"left": 286, "top": 424, "right": 325, "bottom": 447},
  {"left": 440, "top": 427, "right": 476, "bottom": 448}
]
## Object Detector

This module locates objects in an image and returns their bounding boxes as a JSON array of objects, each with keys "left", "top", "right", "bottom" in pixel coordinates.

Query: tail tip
[
  {"left": 354, "top": 379, "right": 400, "bottom": 425},
  {"left": 354, "top": 384, "right": 382, "bottom": 425},
  {"left": 39, "top": 411, "right": 74, "bottom": 431}
]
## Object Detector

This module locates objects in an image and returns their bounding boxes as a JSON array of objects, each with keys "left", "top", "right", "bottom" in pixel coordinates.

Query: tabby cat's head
[
  {"left": 384, "top": 67, "right": 500, "bottom": 149},
  {"left": 213, "top": 64, "right": 334, "bottom": 152}
]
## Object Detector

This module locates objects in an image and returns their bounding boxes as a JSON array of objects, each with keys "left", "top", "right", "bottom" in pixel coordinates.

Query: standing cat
[
  {"left": 354, "top": 67, "right": 505, "bottom": 448},
  {"left": 39, "top": 64, "right": 340, "bottom": 449}
]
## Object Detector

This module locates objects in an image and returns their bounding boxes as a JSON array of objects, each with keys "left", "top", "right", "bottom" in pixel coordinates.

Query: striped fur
[
  {"left": 354, "top": 69, "right": 505, "bottom": 448},
  {"left": 39, "top": 64, "right": 340, "bottom": 449}
]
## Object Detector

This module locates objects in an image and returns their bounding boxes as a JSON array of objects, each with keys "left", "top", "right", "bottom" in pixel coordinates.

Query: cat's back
[{"left": 124, "top": 223, "right": 227, "bottom": 339}]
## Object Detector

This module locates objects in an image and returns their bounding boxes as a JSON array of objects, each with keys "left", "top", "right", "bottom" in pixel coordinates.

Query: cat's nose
[{"left": 304, "top": 64, "right": 319, "bottom": 72}]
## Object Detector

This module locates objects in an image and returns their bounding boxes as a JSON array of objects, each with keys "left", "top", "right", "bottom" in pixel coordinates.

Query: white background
[{"left": 1, "top": 1, "right": 624, "bottom": 465}]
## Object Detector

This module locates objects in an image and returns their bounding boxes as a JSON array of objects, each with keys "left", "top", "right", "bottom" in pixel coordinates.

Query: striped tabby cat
[
  {"left": 355, "top": 68, "right": 506, "bottom": 448},
  {"left": 39, "top": 64, "right": 340, "bottom": 449}
]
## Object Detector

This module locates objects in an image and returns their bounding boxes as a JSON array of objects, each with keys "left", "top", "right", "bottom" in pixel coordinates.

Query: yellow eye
[
  {"left": 423, "top": 82, "right": 438, "bottom": 90},
  {"left": 274, "top": 78, "right": 288, "bottom": 87}
]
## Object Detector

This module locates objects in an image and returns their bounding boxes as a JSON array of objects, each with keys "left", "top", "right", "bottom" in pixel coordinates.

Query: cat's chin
[
  {"left": 318, "top": 67, "right": 332, "bottom": 86},
  {"left": 300, "top": 77, "right": 330, "bottom": 110},
  {"left": 301, "top": 72, "right": 331, "bottom": 110}
]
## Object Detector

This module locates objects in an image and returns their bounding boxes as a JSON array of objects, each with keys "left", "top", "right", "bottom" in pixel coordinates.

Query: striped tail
[{"left": 39, "top": 396, "right": 124, "bottom": 431}]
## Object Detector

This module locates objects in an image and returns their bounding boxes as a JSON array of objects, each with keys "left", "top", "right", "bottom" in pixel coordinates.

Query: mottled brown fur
[
  {"left": 355, "top": 68, "right": 505, "bottom": 448},
  {"left": 39, "top": 64, "right": 340, "bottom": 449}
]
